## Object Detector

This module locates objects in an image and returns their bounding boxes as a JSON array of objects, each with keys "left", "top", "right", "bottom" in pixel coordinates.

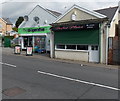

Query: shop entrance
[
  {"left": 89, "top": 45, "right": 99, "bottom": 62},
  {"left": 24, "top": 36, "right": 33, "bottom": 47}
]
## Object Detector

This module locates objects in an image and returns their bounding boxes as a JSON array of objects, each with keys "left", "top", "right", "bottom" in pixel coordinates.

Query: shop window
[
  {"left": 77, "top": 45, "right": 88, "bottom": 50},
  {"left": 56, "top": 44, "right": 89, "bottom": 51},
  {"left": 91, "top": 45, "right": 98, "bottom": 50},
  {"left": 66, "top": 45, "right": 76, "bottom": 50},
  {"left": 34, "top": 36, "right": 46, "bottom": 49},
  {"left": 56, "top": 45, "right": 65, "bottom": 49}
]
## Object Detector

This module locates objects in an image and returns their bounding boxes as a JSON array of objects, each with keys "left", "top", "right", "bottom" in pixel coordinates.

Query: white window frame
[{"left": 55, "top": 44, "right": 89, "bottom": 52}]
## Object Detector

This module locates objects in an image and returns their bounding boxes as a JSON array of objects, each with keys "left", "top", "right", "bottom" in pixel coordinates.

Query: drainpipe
[
  {"left": 50, "top": 31, "right": 54, "bottom": 58},
  {"left": 99, "top": 23, "right": 102, "bottom": 63},
  {"left": 106, "top": 23, "right": 110, "bottom": 65}
]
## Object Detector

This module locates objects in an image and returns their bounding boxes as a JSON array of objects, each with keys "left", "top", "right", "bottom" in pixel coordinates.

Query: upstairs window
[{"left": 71, "top": 14, "right": 76, "bottom": 21}]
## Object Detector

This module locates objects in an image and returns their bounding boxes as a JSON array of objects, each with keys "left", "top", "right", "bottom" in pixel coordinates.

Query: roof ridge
[
  {"left": 28, "top": 5, "right": 58, "bottom": 18},
  {"left": 46, "top": 9, "right": 61, "bottom": 14},
  {"left": 94, "top": 6, "right": 118, "bottom": 11}
]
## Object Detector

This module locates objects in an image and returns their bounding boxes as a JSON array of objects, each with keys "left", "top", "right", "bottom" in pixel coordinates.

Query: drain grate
[{"left": 2, "top": 87, "right": 26, "bottom": 97}]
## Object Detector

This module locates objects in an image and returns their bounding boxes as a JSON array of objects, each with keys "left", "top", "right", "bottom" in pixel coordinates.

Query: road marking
[
  {"left": 0, "top": 62, "right": 16, "bottom": 68},
  {"left": 38, "top": 70, "right": 120, "bottom": 91}
]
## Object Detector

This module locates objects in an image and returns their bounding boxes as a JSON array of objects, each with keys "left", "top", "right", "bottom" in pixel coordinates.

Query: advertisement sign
[
  {"left": 18, "top": 26, "right": 51, "bottom": 34},
  {"left": 52, "top": 23, "right": 99, "bottom": 31},
  {"left": 14, "top": 45, "right": 21, "bottom": 54},
  {"left": 26, "top": 47, "right": 33, "bottom": 56}
]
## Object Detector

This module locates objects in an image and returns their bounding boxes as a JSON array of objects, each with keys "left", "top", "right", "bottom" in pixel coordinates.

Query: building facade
[
  {"left": 18, "top": 5, "right": 61, "bottom": 53},
  {"left": 95, "top": 6, "right": 120, "bottom": 65},
  {"left": 51, "top": 4, "right": 108, "bottom": 64},
  {"left": 0, "top": 18, "right": 13, "bottom": 36}
]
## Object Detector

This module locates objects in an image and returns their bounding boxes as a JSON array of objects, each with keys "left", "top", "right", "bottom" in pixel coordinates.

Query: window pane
[
  {"left": 77, "top": 45, "right": 88, "bottom": 50},
  {"left": 91, "top": 45, "right": 98, "bottom": 50},
  {"left": 66, "top": 45, "right": 76, "bottom": 50},
  {"left": 56, "top": 45, "right": 65, "bottom": 49}
]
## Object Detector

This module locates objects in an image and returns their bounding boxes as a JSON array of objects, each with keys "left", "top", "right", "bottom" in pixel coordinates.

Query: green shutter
[{"left": 54, "top": 29, "right": 99, "bottom": 45}]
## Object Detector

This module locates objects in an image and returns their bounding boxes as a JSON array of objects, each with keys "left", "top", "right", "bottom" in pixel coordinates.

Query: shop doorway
[
  {"left": 24, "top": 36, "right": 33, "bottom": 47},
  {"left": 89, "top": 45, "right": 99, "bottom": 62}
]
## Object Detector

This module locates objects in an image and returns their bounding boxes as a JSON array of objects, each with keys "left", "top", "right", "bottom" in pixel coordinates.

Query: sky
[{"left": 0, "top": 0, "right": 120, "bottom": 24}]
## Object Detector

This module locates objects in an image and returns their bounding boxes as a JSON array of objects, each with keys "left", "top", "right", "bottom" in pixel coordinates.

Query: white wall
[
  {"left": 55, "top": 50, "right": 89, "bottom": 62},
  {"left": 109, "top": 9, "right": 119, "bottom": 37},
  {"left": 100, "top": 22, "right": 108, "bottom": 64},
  {"left": 19, "top": 5, "right": 57, "bottom": 28}
]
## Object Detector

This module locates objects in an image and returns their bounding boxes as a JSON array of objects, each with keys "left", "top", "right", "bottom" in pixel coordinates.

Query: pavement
[{"left": 1, "top": 47, "right": 119, "bottom": 69}]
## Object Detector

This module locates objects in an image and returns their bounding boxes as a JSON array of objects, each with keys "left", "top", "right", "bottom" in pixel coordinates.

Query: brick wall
[{"left": 0, "top": 18, "right": 13, "bottom": 36}]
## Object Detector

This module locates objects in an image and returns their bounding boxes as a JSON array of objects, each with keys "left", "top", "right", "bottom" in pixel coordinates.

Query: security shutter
[{"left": 54, "top": 29, "right": 99, "bottom": 45}]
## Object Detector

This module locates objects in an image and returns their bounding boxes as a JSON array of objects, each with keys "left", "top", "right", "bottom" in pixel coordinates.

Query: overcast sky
[{"left": 0, "top": 0, "right": 119, "bottom": 24}]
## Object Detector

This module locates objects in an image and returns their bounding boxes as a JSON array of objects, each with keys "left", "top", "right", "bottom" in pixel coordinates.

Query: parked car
[{"left": 34, "top": 46, "right": 46, "bottom": 53}]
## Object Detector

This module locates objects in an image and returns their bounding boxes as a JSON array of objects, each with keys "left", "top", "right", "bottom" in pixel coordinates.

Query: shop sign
[
  {"left": 52, "top": 23, "right": 99, "bottom": 31},
  {"left": 18, "top": 26, "right": 51, "bottom": 34},
  {"left": 26, "top": 47, "right": 33, "bottom": 56},
  {"left": 14, "top": 45, "right": 21, "bottom": 54}
]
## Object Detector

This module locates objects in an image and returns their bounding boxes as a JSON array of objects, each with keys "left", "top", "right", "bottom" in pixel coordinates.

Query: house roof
[
  {"left": 52, "top": 18, "right": 108, "bottom": 26},
  {"left": 46, "top": 9, "right": 61, "bottom": 17},
  {"left": 54, "top": 4, "right": 107, "bottom": 23},
  {"left": 1, "top": 18, "right": 13, "bottom": 25},
  {"left": 94, "top": 6, "right": 118, "bottom": 23},
  {"left": 28, "top": 5, "right": 61, "bottom": 18}
]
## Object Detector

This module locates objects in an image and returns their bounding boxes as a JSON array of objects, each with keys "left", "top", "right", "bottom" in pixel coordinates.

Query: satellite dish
[
  {"left": 33, "top": 16, "right": 40, "bottom": 24},
  {"left": 24, "top": 15, "right": 29, "bottom": 21}
]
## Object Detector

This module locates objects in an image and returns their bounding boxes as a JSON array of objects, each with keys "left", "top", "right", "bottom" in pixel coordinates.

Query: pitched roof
[
  {"left": 46, "top": 9, "right": 61, "bottom": 17},
  {"left": 54, "top": 4, "right": 107, "bottom": 23},
  {"left": 94, "top": 6, "right": 118, "bottom": 23},
  {"left": 28, "top": 5, "right": 61, "bottom": 18},
  {"left": 1, "top": 18, "right": 13, "bottom": 25}
]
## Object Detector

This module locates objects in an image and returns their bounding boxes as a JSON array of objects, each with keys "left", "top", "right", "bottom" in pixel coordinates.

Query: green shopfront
[
  {"left": 18, "top": 26, "right": 51, "bottom": 52},
  {"left": 52, "top": 22, "right": 100, "bottom": 62}
]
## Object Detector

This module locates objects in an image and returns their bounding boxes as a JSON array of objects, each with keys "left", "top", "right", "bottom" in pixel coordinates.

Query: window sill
[{"left": 55, "top": 49, "right": 89, "bottom": 52}]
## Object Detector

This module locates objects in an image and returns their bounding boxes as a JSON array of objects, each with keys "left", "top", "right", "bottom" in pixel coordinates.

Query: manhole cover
[{"left": 2, "top": 87, "right": 26, "bottom": 96}]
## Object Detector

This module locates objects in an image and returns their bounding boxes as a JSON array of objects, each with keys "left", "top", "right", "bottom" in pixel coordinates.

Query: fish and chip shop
[
  {"left": 51, "top": 19, "right": 108, "bottom": 63},
  {"left": 18, "top": 26, "right": 51, "bottom": 53}
]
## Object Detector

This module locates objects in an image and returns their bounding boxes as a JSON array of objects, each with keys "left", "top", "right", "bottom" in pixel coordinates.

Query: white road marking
[
  {"left": 0, "top": 62, "right": 16, "bottom": 68},
  {"left": 38, "top": 70, "right": 120, "bottom": 91}
]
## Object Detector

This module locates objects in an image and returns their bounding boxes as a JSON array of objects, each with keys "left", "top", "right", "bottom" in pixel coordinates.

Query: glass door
[{"left": 23, "top": 36, "right": 33, "bottom": 48}]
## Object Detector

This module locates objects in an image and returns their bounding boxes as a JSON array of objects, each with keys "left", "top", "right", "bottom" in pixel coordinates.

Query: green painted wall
[{"left": 54, "top": 29, "right": 99, "bottom": 45}]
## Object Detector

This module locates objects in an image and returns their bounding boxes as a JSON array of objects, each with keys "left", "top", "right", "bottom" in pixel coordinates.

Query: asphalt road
[{"left": 2, "top": 52, "right": 120, "bottom": 100}]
